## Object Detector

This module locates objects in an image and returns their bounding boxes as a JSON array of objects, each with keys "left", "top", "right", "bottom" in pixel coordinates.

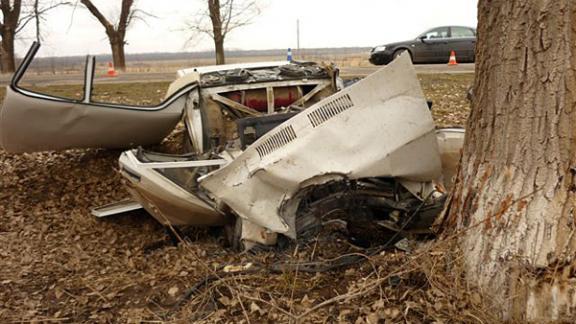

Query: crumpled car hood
[{"left": 199, "top": 54, "right": 441, "bottom": 239}]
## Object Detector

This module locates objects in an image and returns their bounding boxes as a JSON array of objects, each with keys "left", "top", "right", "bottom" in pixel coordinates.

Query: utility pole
[{"left": 296, "top": 19, "right": 300, "bottom": 58}]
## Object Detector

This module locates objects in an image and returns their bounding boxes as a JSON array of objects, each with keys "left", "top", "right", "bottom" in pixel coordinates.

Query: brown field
[{"left": 0, "top": 74, "right": 490, "bottom": 323}]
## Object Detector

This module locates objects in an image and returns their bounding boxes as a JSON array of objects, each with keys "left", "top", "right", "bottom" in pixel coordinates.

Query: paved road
[{"left": 0, "top": 63, "right": 474, "bottom": 87}]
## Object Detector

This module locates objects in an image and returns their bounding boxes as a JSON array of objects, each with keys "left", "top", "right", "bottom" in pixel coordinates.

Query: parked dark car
[{"left": 369, "top": 26, "right": 476, "bottom": 65}]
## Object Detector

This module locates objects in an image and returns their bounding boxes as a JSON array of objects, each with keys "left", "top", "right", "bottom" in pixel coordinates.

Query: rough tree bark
[
  {"left": 0, "top": 0, "right": 22, "bottom": 73},
  {"left": 80, "top": 0, "right": 134, "bottom": 71},
  {"left": 443, "top": 0, "right": 576, "bottom": 321}
]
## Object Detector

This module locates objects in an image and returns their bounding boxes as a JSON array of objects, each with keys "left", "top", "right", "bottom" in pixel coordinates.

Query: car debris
[
  {"left": 0, "top": 43, "right": 191, "bottom": 153},
  {"left": 174, "top": 59, "right": 340, "bottom": 154},
  {"left": 0, "top": 42, "right": 339, "bottom": 153},
  {"left": 91, "top": 199, "right": 143, "bottom": 218},
  {"left": 117, "top": 53, "right": 465, "bottom": 250}
]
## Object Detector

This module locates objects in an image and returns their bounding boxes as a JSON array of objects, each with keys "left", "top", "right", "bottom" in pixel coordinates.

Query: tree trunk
[
  {"left": 208, "top": 0, "right": 225, "bottom": 65},
  {"left": 443, "top": 0, "right": 576, "bottom": 321},
  {"left": 0, "top": 0, "right": 21, "bottom": 74},
  {"left": 109, "top": 34, "right": 126, "bottom": 71},
  {"left": 34, "top": 0, "right": 40, "bottom": 43},
  {"left": 1, "top": 28, "right": 16, "bottom": 73},
  {"left": 81, "top": 0, "right": 133, "bottom": 72},
  {"left": 214, "top": 37, "right": 225, "bottom": 65}
]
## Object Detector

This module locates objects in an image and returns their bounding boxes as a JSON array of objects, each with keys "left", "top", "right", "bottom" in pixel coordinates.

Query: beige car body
[{"left": 0, "top": 43, "right": 196, "bottom": 153}]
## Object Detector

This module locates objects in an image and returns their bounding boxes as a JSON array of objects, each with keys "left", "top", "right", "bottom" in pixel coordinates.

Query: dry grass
[{"left": 0, "top": 74, "right": 479, "bottom": 322}]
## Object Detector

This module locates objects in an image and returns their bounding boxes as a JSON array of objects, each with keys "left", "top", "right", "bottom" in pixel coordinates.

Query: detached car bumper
[{"left": 369, "top": 51, "right": 393, "bottom": 65}]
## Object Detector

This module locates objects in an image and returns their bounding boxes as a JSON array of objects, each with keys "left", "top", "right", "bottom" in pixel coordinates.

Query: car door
[
  {"left": 447, "top": 27, "right": 476, "bottom": 62},
  {"left": 412, "top": 27, "right": 450, "bottom": 63},
  {"left": 0, "top": 42, "right": 196, "bottom": 153}
]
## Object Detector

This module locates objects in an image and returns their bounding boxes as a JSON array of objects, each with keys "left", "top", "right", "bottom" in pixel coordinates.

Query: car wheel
[{"left": 393, "top": 49, "right": 412, "bottom": 62}]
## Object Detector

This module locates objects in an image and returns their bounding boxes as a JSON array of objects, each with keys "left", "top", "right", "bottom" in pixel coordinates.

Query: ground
[{"left": 0, "top": 74, "right": 493, "bottom": 323}]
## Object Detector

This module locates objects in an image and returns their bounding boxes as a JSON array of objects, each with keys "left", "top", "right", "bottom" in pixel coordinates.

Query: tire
[{"left": 393, "top": 49, "right": 412, "bottom": 62}]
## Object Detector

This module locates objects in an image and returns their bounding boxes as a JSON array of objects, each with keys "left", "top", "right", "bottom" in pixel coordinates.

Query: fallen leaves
[{"left": 168, "top": 286, "right": 179, "bottom": 297}]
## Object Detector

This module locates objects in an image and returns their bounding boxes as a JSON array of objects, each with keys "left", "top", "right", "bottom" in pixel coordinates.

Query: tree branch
[
  {"left": 80, "top": 0, "right": 113, "bottom": 32},
  {"left": 15, "top": 1, "right": 70, "bottom": 35},
  {"left": 9, "top": 0, "right": 23, "bottom": 26},
  {"left": 126, "top": 8, "right": 156, "bottom": 28},
  {"left": 0, "top": 0, "right": 13, "bottom": 17},
  {"left": 0, "top": 0, "right": 22, "bottom": 32},
  {"left": 15, "top": 13, "right": 34, "bottom": 33},
  {"left": 117, "top": 0, "right": 134, "bottom": 36},
  {"left": 222, "top": 0, "right": 233, "bottom": 37}
]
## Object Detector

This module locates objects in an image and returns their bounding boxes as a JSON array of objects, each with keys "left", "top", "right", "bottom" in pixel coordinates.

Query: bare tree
[
  {"left": 29, "top": 0, "right": 69, "bottom": 43},
  {"left": 80, "top": 0, "right": 142, "bottom": 71},
  {"left": 0, "top": 0, "right": 22, "bottom": 73},
  {"left": 440, "top": 0, "right": 576, "bottom": 321},
  {"left": 186, "top": 0, "right": 260, "bottom": 65},
  {"left": 0, "top": 0, "right": 67, "bottom": 73}
]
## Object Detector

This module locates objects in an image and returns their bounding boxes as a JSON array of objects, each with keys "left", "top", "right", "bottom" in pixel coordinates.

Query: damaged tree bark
[{"left": 443, "top": 0, "right": 576, "bottom": 320}]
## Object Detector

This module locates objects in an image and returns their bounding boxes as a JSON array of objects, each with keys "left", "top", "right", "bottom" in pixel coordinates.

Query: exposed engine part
[{"left": 293, "top": 179, "right": 444, "bottom": 248}]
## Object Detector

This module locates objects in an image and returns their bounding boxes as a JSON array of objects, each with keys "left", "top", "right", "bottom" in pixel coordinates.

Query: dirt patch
[{"left": 0, "top": 74, "right": 484, "bottom": 322}]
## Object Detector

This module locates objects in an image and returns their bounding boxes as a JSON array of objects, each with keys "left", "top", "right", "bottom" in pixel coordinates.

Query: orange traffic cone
[
  {"left": 107, "top": 62, "right": 117, "bottom": 77},
  {"left": 448, "top": 51, "right": 458, "bottom": 66}
]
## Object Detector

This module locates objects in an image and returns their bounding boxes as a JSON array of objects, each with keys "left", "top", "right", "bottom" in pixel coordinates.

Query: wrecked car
[
  {"left": 113, "top": 54, "right": 465, "bottom": 249},
  {"left": 0, "top": 42, "right": 464, "bottom": 250},
  {"left": 0, "top": 42, "right": 339, "bottom": 153}
]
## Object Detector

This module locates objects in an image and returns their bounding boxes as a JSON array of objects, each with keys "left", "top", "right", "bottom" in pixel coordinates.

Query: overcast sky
[{"left": 16, "top": 0, "right": 478, "bottom": 57}]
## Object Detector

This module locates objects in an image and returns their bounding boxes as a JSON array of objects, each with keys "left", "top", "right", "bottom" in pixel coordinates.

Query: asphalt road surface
[{"left": 0, "top": 63, "right": 474, "bottom": 87}]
